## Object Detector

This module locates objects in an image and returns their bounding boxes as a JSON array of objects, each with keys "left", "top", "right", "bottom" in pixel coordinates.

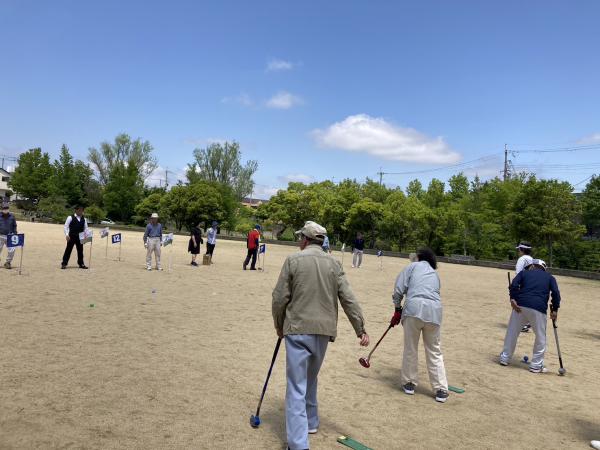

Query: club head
[
  {"left": 558, "top": 368, "right": 566, "bottom": 376},
  {"left": 250, "top": 414, "right": 261, "bottom": 428},
  {"left": 359, "top": 357, "right": 370, "bottom": 368}
]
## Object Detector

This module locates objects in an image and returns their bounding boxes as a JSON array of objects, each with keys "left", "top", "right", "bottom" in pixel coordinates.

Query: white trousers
[
  {"left": 146, "top": 237, "right": 161, "bottom": 269},
  {"left": 500, "top": 307, "right": 547, "bottom": 370},
  {"left": 352, "top": 249, "right": 363, "bottom": 267},
  {"left": 0, "top": 235, "right": 16, "bottom": 263},
  {"left": 401, "top": 316, "right": 448, "bottom": 392},
  {"left": 285, "top": 334, "right": 329, "bottom": 450}
]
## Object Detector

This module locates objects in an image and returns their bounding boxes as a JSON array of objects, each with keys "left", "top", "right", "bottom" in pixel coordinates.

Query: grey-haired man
[{"left": 272, "top": 221, "right": 369, "bottom": 450}]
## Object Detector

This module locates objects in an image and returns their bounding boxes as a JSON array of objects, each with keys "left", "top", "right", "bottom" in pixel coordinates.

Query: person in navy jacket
[{"left": 499, "top": 259, "right": 561, "bottom": 373}]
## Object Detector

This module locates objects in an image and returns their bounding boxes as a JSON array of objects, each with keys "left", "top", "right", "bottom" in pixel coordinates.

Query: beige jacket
[{"left": 272, "top": 244, "right": 366, "bottom": 339}]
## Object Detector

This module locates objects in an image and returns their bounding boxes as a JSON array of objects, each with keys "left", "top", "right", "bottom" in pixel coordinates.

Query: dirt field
[{"left": 1, "top": 222, "right": 599, "bottom": 450}]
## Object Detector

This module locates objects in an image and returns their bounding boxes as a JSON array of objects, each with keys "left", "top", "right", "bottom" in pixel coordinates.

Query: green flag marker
[
  {"left": 337, "top": 436, "right": 373, "bottom": 450},
  {"left": 448, "top": 385, "right": 464, "bottom": 394}
]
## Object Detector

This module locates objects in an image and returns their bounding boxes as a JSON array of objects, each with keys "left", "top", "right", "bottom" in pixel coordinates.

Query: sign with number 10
[{"left": 7, "top": 234, "right": 25, "bottom": 248}]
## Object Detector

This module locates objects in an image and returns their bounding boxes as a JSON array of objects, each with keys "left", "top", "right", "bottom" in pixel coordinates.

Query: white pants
[
  {"left": 285, "top": 335, "right": 329, "bottom": 450},
  {"left": 500, "top": 307, "right": 547, "bottom": 370},
  {"left": 352, "top": 249, "right": 363, "bottom": 267},
  {"left": 401, "top": 316, "right": 448, "bottom": 392},
  {"left": 146, "top": 237, "right": 161, "bottom": 269},
  {"left": 0, "top": 235, "right": 16, "bottom": 263}
]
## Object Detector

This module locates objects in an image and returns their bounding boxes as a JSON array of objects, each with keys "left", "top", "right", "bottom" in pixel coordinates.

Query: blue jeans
[{"left": 285, "top": 334, "right": 329, "bottom": 450}]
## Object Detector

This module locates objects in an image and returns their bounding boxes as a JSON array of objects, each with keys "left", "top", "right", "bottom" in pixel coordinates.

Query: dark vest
[{"left": 69, "top": 215, "right": 85, "bottom": 238}]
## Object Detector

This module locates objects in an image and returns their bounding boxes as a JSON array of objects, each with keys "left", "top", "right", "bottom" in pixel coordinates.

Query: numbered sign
[
  {"left": 7, "top": 233, "right": 25, "bottom": 248},
  {"left": 111, "top": 233, "right": 122, "bottom": 244}
]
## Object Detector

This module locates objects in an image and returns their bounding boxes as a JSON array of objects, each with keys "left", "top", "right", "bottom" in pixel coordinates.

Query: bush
[
  {"left": 37, "top": 196, "right": 70, "bottom": 223},
  {"left": 86, "top": 205, "right": 106, "bottom": 223}
]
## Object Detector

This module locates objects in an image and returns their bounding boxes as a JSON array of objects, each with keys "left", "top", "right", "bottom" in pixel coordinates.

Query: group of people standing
[{"left": 271, "top": 220, "right": 564, "bottom": 450}]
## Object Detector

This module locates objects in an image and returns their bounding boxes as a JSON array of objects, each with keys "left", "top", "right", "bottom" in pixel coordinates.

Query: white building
[{"left": 0, "top": 168, "right": 14, "bottom": 202}]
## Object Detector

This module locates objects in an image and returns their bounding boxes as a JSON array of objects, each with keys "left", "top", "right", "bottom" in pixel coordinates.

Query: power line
[
  {"left": 377, "top": 153, "right": 498, "bottom": 178},
  {"left": 512, "top": 144, "right": 600, "bottom": 154}
]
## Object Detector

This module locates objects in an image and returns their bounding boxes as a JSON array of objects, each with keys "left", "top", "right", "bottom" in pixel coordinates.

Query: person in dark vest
[{"left": 61, "top": 206, "right": 89, "bottom": 269}]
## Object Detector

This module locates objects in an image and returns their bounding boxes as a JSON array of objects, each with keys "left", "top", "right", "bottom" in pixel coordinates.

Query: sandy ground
[{"left": 1, "top": 222, "right": 599, "bottom": 450}]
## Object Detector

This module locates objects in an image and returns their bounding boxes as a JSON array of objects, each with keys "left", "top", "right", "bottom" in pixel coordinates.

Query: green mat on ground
[{"left": 337, "top": 435, "right": 373, "bottom": 450}]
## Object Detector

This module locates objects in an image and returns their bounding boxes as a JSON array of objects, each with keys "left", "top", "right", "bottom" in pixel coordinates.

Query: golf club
[
  {"left": 552, "top": 318, "right": 566, "bottom": 376},
  {"left": 250, "top": 337, "right": 282, "bottom": 428},
  {"left": 359, "top": 324, "right": 393, "bottom": 368}
]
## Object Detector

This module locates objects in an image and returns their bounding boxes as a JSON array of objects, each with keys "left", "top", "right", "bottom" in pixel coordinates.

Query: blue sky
[{"left": 1, "top": 0, "right": 599, "bottom": 196}]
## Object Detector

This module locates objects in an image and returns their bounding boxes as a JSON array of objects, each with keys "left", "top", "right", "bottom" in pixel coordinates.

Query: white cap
[
  {"left": 526, "top": 259, "right": 547, "bottom": 271},
  {"left": 151, "top": 213, "right": 159, "bottom": 219},
  {"left": 295, "top": 221, "right": 327, "bottom": 241}
]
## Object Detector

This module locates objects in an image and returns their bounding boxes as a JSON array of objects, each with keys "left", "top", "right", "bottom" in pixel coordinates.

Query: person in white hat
[
  {"left": 273, "top": 220, "right": 369, "bottom": 450},
  {"left": 499, "top": 259, "right": 561, "bottom": 373},
  {"left": 143, "top": 213, "right": 163, "bottom": 271}
]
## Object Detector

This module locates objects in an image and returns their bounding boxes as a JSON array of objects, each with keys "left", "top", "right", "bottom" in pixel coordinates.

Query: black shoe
[
  {"left": 250, "top": 267, "right": 257, "bottom": 270},
  {"left": 521, "top": 324, "right": 531, "bottom": 333},
  {"left": 435, "top": 390, "right": 449, "bottom": 403},
  {"left": 402, "top": 382, "right": 415, "bottom": 395},
  {"left": 61, "top": 264, "right": 67, "bottom": 269},
  {"left": 191, "top": 261, "right": 198, "bottom": 266},
  {"left": 79, "top": 265, "right": 88, "bottom": 269},
  {"left": 243, "top": 264, "right": 247, "bottom": 270}
]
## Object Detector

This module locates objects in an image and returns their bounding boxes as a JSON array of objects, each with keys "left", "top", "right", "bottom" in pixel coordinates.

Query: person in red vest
[{"left": 243, "top": 224, "right": 261, "bottom": 270}]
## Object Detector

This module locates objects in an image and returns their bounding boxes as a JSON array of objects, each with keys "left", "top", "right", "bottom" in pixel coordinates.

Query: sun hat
[
  {"left": 295, "top": 221, "right": 327, "bottom": 241},
  {"left": 151, "top": 213, "right": 159, "bottom": 219}
]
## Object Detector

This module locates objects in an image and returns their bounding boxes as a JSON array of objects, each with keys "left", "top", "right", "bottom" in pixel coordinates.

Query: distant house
[
  {"left": 241, "top": 197, "right": 267, "bottom": 209},
  {"left": 0, "top": 168, "right": 14, "bottom": 202}
]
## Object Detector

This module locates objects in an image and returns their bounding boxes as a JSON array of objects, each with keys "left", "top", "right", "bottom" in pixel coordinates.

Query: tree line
[
  {"left": 256, "top": 174, "right": 600, "bottom": 271},
  {"left": 9, "top": 134, "right": 258, "bottom": 233}
]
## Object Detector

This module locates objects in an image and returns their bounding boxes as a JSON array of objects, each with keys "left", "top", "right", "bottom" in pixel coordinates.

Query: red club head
[{"left": 359, "top": 357, "right": 370, "bottom": 368}]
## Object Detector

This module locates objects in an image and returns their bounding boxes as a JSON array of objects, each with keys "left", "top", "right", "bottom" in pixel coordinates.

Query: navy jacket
[
  {"left": 509, "top": 269, "right": 561, "bottom": 315},
  {"left": 0, "top": 213, "right": 17, "bottom": 235}
]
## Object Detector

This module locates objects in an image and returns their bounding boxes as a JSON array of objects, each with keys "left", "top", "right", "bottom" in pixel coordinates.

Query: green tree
[
  {"left": 86, "top": 205, "right": 107, "bottom": 223},
  {"left": 88, "top": 133, "right": 157, "bottom": 186},
  {"left": 134, "top": 192, "right": 165, "bottom": 225},
  {"left": 161, "top": 181, "right": 235, "bottom": 231},
  {"left": 344, "top": 199, "right": 384, "bottom": 248},
  {"left": 186, "top": 141, "right": 258, "bottom": 200},
  {"left": 37, "top": 196, "right": 70, "bottom": 222},
  {"left": 103, "top": 162, "right": 144, "bottom": 222},
  {"left": 9, "top": 148, "right": 54, "bottom": 203},
  {"left": 581, "top": 175, "right": 600, "bottom": 235},
  {"left": 50, "top": 145, "right": 94, "bottom": 207},
  {"left": 406, "top": 179, "right": 424, "bottom": 199}
]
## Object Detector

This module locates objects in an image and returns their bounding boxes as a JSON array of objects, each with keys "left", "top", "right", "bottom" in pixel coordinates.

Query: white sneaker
[
  {"left": 157, "top": 267, "right": 163, "bottom": 271},
  {"left": 308, "top": 428, "right": 318, "bottom": 434},
  {"left": 351, "top": 265, "right": 355, "bottom": 268},
  {"left": 499, "top": 360, "right": 509, "bottom": 366},
  {"left": 529, "top": 366, "right": 548, "bottom": 374},
  {"left": 590, "top": 440, "right": 600, "bottom": 450},
  {"left": 146, "top": 267, "right": 152, "bottom": 271}
]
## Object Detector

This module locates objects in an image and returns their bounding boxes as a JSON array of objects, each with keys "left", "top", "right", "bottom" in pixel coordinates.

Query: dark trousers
[
  {"left": 206, "top": 243, "right": 215, "bottom": 256},
  {"left": 62, "top": 237, "right": 84, "bottom": 266},
  {"left": 244, "top": 248, "right": 258, "bottom": 269}
]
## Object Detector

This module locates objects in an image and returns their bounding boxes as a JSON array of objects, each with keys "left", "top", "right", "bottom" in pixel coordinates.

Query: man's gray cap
[{"left": 295, "top": 221, "right": 327, "bottom": 240}]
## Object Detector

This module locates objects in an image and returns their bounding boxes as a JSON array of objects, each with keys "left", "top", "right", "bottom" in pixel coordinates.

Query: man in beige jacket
[{"left": 272, "top": 221, "right": 369, "bottom": 450}]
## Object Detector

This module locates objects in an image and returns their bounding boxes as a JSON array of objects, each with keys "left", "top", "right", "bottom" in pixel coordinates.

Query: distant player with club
[
  {"left": 188, "top": 222, "right": 203, "bottom": 266},
  {"left": 272, "top": 221, "right": 369, "bottom": 450},
  {"left": 143, "top": 212, "right": 163, "bottom": 271},
  {"left": 351, "top": 232, "right": 364, "bottom": 268},
  {"left": 389, "top": 247, "right": 449, "bottom": 403},
  {"left": 243, "top": 224, "right": 261, "bottom": 270},
  {"left": 499, "top": 259, "right": 561, "bottom": 373},
  {"left": 61, "top": 205, "right": 89, "bottom": 269},
  {"left": 0, "top": 203, "right": 17, "bottom": 269},
  {"left": 206, "top": 221, "right": 218, "bottom": 261},
  {"left": 515, "top": 241, "right": 534, "bottom": 332}
]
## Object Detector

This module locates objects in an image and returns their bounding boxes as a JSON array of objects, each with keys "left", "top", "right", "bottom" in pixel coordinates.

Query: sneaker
[
  {"left": 499, "top": 360, "right": 509, "bottom": 366},
  {"left": 157, "top": 267, "right": 163, "bottom": 271},
  {"left": 402, "top": 382, "right": 415, "bottom": 395},
  {"left": 351, "top": 265, "right": 355, "bottom": 268},
  {"left": 191, "top": 261, "right": 198, "bottom": 266},
  {"left": 308, "top": 428, "right": 318, "bottom": 434},
  {"left": 4, "top": 262, "right": 11, "bottom": 269},
  {"left": 79, "top": 265, "right": 88, "bottom": 269},
  {"left": 521, "top": 324, "right": 531, "bottom": 333},
  {"left": 61, "top": 264, "right": 67, "bottom": 269},
  {"left": 147, "top": 267, "right": 152, "bottom": 271},
  {"left": 529, "top": 366, "right": 548, "bottom": 374},
  {"left": 590, "top": 441, "right": 600, "bottom": 450},
  {"left": 435, "top": 390, "right": 449, "bottom": 403}
]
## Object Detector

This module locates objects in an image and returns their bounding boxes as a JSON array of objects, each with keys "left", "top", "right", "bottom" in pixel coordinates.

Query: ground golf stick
[
  {"left": 552, "top": 319, "right": 566, "bottom": 376},
  {"left": 359, "top": 324, "right": 392, "bottom": 368},
  {"left": 250, "top": 337, "right": 282, "bottom": 428}
]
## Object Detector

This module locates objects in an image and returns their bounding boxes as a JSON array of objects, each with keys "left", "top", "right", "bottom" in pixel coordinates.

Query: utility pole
[
  {"left": 503, "top": 144, "right": 508, "bottom": 181},
  {"left": 378, "top": 167, "right": 384, "bottom": 185},
  {"left": 165, "top": 169, "right": 169, "bottom": 189}
]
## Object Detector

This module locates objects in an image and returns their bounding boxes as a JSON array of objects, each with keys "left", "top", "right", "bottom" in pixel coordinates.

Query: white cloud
[
  {"left": 312, "top": 114, "right": 461, "bottom": 164},
  {"left": 252, "top": 184, "right": 280, "bottom": 199},
  {"left": 221, "top": 93, "right": 253, "bottom": 107},
  {"left": 266, "top": 59, "right": 294, "bottom": 72},
  {"left": 577, "top": 133, "right": 600, "bottom": 144},
  {"left": 266, "top": 91, "right": 303, "bottom": 110},
  {"left": 277, "top": 173, "right": 314, "bottom": 184},
  {"left": 183, "top": 137, "right": 228, "bottom": 147}
]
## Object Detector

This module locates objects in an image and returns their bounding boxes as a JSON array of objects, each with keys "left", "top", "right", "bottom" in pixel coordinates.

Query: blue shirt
[
  {"left": 322, "top": 236, "right": 330, "bottom": 251},
  {"left": 509, "top": 269, "right": 561, "bottom": 314},
  {"left": 207, "top": 227, "right": 217, "bottom": 245},
  {"left": 143, "top": 223, "right": 163, "bottom": 241}
]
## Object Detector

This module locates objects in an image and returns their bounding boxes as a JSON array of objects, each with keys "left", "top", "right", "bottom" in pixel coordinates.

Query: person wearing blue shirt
[
  {"left": 321, "top": 235, "right": 330, "bottom": 253},
  {"left": 351, "top": 232, "right": 365, "bottom": 268},
  {"left": 206, "top": 221, "right": 218, "bottom": 261},
  {"left": 143, "top": 213, "right": 163, "bottom": 271},
  {"left": 499, "top": 259, "right": 561, "bottom": 373}
]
